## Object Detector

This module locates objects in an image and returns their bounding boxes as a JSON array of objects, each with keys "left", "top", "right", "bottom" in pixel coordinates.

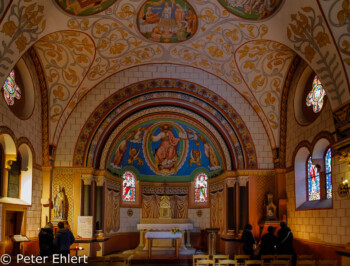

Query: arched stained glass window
[
  {"left": 307, "top": 156, "right": 320, "bottom": 201},
  {"left": 306, "top": 76, "right": 326, "bottom": 113},
  {"left": 122, "top": 171, "right": 136, "bottom": 202},
  {"left": 194, "top": 173, "right": 208, "bottom": 203},
  {"left": 3, "top": 70, "right": 21, "bottom": 106},
  {"left": 325, "top": 148, "right": 332, "bottom": 199}
]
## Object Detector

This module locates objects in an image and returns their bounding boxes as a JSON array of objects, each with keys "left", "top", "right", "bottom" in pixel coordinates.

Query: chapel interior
[{"left": 0, "top": 0, "right": 350, "bottom": 265}]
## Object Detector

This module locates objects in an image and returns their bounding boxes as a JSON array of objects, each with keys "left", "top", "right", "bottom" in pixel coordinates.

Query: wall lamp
[{"left": 339, "top": 178, "right": 349, "bottom": 199}]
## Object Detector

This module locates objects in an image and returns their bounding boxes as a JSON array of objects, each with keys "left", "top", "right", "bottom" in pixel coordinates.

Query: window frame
[{"left": 324, "top": 146, "right": 332, "bottom": 200}]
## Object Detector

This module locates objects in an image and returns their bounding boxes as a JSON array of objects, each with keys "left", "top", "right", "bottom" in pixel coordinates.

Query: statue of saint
[
  {"left": 53, "top": 185, "right": 66, "bottom": 220},
  {"left": 265, "top": 193, "right": 277, "bottom": 220}
]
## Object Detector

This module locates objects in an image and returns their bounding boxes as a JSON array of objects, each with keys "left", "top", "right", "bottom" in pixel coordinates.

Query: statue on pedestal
[
  {"left": 265, "top": 193, "right": 277, "bottom": 221},
  {"left": 52, "top": 185, "right": 66, "bottom": 221},
  {"left": 159, "top": 195, "right": 171, "bottom": 219}
]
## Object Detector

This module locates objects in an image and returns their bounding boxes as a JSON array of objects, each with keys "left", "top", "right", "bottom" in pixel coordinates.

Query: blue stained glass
[
  {"left": 325, "top": 148, "right": 332, "bottom": 199},
  {"left": 308, "top": 157, "right": 320, "bottom": 201}
]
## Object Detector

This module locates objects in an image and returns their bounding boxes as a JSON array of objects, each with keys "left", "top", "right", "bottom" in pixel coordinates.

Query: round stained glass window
[
  {"left": 3, "top": 70, "right": 21, "bottom": 106},
  {"left": 306, "top": 76, "right": 326, "bottom": 113}
]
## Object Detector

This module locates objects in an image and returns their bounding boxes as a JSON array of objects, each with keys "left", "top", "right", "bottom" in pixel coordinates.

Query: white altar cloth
[
  {"left": 137, "top": 223, "right": 193, "bottom": 231},
  {"left": 145, "top": 232, "right": 182, "bottom": 239}
]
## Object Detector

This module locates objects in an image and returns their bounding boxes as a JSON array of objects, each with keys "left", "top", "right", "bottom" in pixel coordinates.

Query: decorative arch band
[{"left": 73, "top": 79, "right": 258, "bottom": 169}]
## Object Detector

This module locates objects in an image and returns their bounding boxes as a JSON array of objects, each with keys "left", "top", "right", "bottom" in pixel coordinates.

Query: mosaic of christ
[{"left": 137, "top": 0, "right": 198, "bottom": 43}]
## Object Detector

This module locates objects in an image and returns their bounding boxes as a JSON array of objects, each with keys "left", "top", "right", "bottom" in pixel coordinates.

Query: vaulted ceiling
[{"left": 0, "top": 0, "right": 349, "bottom": 159}]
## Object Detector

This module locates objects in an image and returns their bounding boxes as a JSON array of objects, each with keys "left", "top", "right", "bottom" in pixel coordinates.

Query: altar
[
  {"left": 137, "top": 218, "right": 193, "bottom": 250},
  {"left": 146, "top": 231, "right": 182, "bottom": 258}
]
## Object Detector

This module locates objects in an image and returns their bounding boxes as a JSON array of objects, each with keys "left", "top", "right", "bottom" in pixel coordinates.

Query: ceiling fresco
[
  {"left": 33, "top": 31, "right": 95, "bottom": 141},
  {"left": 317, "top": 0, "right": 350, "bottom": 83},
  {"left": 0, "top": 0, "right": 349, "bottom": 159},
  {"left": 217, "top": 0, "right": 283, "bottom": 20},
  {"left": 73, "top": 79, "right": 259, "bottom": 170},
  {"left": 107, "top": 118, "right": 224, "bottom": 181},
  {"left": 235, "top": 40, "right": 295, "bottom": 141},
  {"left": 137, "top": 0, "right": 198, "bottom": 43}
]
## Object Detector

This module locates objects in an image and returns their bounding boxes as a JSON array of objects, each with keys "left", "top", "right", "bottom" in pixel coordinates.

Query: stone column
[
  {"left": 95, "top": 176, "right": 105, "bottom": 234},
  {"left": 139, "top": 230, "right": 145, "bottom": 248},
  {"left": 186, "top": 230, "right": 191, "bottom": 248},
  {"left": 238, "top": 176, "right": 249, "bottom": 231},
  {"left": 41, "top": 166, "right": 53, "bottom": 227},
  {"left": 81, "top": 175, "right": 93, "bottom": 216}
]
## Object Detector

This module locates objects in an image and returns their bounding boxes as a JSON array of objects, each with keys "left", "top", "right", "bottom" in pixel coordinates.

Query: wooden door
[{"left": 5, "top": 211, "right": 16, "bottom": 255}]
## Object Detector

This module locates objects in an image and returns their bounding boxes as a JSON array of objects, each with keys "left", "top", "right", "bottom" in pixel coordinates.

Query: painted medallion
[
  {"left": 108, "top": 119, "right": 223, "bottom": 179},
  {"left": 218, "top": 0, "right": 282, "bottom": 20},
  {"left": 137, "top": 0, "right": 198, "bottom": 43},
  {"left": 55, "top": 0, "right": 116, "bottom": 16}
]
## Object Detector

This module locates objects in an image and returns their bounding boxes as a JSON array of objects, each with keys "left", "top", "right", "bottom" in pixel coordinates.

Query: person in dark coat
[
  {"left": 277, "top": 222, "right": 294, "bottom": 255},
  {"left": 260, "top": 226, "right": 277, "bottom": 256},
  {"left": 39, "top": 222, "right": 54, "bottom": 257},
  {"left": 53, "top": 222, "right": 75, "bottom": 257},
  {"left": 242, "top": 224, "right": 256, "bottom": 257}
]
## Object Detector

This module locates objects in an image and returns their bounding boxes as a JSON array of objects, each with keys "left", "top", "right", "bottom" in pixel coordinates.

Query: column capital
[
  {"left": 226, "top": 177, "right": 237, "bottom": 188},
  {"left": 95, "top": 176, "right": 105, "bottom": 187},
  {"left": 81, "top": 174, "right": 94, "bottom": 185},
  {"left": 238, "top": 176, "right": 249, "bottom": 187},
  {"left": 4, "top": 154, "right": 16, "bottom": 170}
]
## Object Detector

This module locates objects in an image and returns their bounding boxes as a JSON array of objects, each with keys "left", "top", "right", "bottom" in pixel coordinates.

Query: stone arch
[{"left": 73, "top": 80, "right": 258, "bottom": 169}]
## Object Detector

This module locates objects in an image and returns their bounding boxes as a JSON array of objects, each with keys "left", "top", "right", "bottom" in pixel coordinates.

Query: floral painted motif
[
  {"left": 122, "top": 171, "right": 136, "bottom": 202},
  {"left": 3, "top": 70, "right": 21, "bottom": 106},
  {"left": 306, "top": 76, "right": 326, "bottom": 113},
  {"left": 194, "top": 173, "right": 208, "bottom": 203},
  {"left": 137, "top": 0, "right": 198, "bottom": 43},
  {"left": 287, "top": 7, "right": 344, "bottom": 106}
]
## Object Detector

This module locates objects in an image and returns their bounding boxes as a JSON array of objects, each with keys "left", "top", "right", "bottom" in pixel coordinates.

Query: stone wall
[
  {"left": 188, "top": 208, "right": 210, "bottom": 232},
  {"left": 284, "top": 67, "right": 348, "bottom": 244},
  {"left": 0, "top": 52, "right": 42, "bottom": 240},
  {"left": 119, "top": 208, "right": 141, "bottom": 232},
  {"left": 26, "top": 168, "right": 43, "bottom": 238}
]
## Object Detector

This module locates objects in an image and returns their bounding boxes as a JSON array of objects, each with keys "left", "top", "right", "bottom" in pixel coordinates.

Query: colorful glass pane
[
  {"left": 3, "top": 70, "right": 21, "bottom": 106},
  {"left": 306, "top": 76, "right": 326, "bottom": 113},
  {"left": 194, "top": 173, "right": 208, "bottom": 203},
  {"left": 307, "top": 157, "right": 320, "bottom": 201},
  {"left": 325, "top": 148, "right": 332, "bottom": 199},
  {"left": 122, "top": 171, "right": 136, "bottom": 202}
]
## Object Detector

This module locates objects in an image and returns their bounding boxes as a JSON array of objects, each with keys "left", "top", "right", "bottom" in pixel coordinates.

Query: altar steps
[{"left": 129, "top": 253, "right": 192, "bottom": 265}]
